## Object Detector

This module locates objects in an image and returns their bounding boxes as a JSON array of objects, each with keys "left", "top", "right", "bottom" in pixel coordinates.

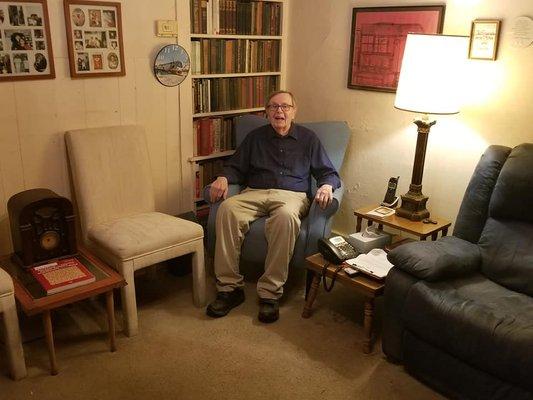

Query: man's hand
[
  {"left": 314, "top": 184, "right": 333, "bottom": 209},
  {"left": 209, "top": 176, "right": 229, "bottom": 203}
]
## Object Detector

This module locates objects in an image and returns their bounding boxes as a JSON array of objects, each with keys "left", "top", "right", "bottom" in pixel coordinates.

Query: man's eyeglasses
[{"left": 266, "top": 103, "right": 294, "bottom": 112}]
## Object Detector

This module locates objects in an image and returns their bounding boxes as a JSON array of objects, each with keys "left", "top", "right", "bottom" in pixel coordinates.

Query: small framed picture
[
  {"left": 0, "top": 0, "right": 55, "bottom": 81},
  {"left": 63, "top": 0, "right": 125, "bottom": 78},
  {"left": 469, "top": 19, "right": 501, "bottom": 60}
]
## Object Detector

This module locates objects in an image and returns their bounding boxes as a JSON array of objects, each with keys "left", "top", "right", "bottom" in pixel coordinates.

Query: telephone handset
[
  {"left": 318, "top": 236, "right": 358, "bottom": 264},
  {"left": 381, "top": 176, "right": 399, "bottom": 207}
]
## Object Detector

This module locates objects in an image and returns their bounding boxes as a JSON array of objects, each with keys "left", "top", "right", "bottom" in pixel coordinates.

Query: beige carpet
[{"left": 0, "top": 263, "right": 444, "bottom": 400}]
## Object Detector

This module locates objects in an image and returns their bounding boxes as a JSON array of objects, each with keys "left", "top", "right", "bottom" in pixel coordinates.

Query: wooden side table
[
  {"left": 354, "top": 204, "right": 451, "bottom": 241},
  {"left": 302, "top": 253, "right": 385, "bottom": 354},
  {"left": 0, "top": 246, "right": 125, "bottom": 375}
]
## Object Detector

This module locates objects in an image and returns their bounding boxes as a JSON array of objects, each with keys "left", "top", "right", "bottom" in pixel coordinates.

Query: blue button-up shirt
[{"left": 221, "top": 123, "right": 341, "bottom": 194}]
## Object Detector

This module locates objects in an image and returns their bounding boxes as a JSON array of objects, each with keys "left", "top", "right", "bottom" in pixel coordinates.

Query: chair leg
[
  {"left": 191, "top": 240, "right": 207, "bottom": 307},
  {"left": 0, "top": 296, "right": 27, "bottom": 380},
  {"left": 118, "top": 261, "right": 138, "bottom": 337}
]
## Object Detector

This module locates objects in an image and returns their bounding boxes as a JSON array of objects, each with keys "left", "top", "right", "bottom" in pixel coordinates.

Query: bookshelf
[{"left": 179, "top": 0, "right": 288, "bottom": 223}]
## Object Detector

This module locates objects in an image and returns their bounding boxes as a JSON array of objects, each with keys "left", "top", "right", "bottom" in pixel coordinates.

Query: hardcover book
[{"left": 30, "top": 258, "right": 96, "bottom": 295}]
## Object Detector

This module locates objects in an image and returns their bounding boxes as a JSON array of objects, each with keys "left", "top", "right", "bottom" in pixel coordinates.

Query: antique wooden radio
[{"left": 8, "top": 188, "right": 77, "bottom": 268}]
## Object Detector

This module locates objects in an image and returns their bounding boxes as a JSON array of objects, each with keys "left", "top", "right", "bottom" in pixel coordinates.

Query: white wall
[
  {"left": 0, "top": 0, "right": 189, "bottom": 254},
  {"left": 286, "top": 0, "right": 533, "bottom": 236}
]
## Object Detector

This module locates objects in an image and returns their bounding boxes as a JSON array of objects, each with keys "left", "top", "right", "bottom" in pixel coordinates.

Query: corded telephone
[
  {"left": 381, "top": 176, "right": 399, "bottom": 207},
  {"left": 318, "top": 236, "right": 358, "bottom": 264}
]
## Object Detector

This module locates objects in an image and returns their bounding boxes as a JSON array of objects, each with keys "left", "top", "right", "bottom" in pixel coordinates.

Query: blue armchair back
[{"left": 204, "top": 114, "right": 350, "bottom": 269}]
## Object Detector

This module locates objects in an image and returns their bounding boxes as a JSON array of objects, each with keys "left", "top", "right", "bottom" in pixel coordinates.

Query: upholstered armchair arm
[
  {"left": 387, "top": 236, "right": 481, "bottom": 282},
  {"left": 302, "top": 183, "right": 345, "bottom": 257},
  {"left": 203, "top": 183, "right": 243, "bottom": 256}
]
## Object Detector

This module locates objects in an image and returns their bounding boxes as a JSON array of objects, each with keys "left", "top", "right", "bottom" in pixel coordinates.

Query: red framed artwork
[{"left": 347, "top": 5, "right": 445, "bottom": 92}]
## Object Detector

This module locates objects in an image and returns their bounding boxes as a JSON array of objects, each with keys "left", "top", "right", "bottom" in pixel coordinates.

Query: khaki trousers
[{"left": 214, "top": 188, "right": 310, "bottom": 299}]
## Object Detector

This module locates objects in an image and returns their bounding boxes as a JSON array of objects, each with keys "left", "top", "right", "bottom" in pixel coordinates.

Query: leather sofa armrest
[{"left": 387, "top": 236, "right": 481, "bottom": 282}]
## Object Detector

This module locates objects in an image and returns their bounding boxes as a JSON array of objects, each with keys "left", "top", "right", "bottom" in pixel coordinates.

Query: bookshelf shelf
[
  {"left": 192, "top": 72, "right": 281, "bottom": 79},
  {"left": 189, "top": 150, "right": 236, "bottom": 162},
  {"left": 191, "top": 34, "right": 282, "bottom": 40},
  {"left": 193, "top": 107, "right": 264, "bottom": 118},
  {"left": 184, "top": 0, "right": 288, "bottom": 221}
]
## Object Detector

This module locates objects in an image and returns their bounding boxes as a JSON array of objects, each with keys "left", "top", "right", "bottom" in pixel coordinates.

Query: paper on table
[{"left": 345, "top": 248, "right": 394, "bottom": 279}]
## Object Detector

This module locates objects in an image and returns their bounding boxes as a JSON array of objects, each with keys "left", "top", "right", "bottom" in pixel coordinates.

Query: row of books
[
  {"left": 195, "top": 159, "right": 226, "bottom": 199},
  {"left": 193, "top": 75, "right": 278, "bottom": 114},
  {"left": 194, "top": 117, "right": 236, "bottom": 156},
  {"left": 191, "top": 0, "right": 282, "bottom": 36},
  {"left": 191, "top": 39, "right": 280, "bottom": 74}
]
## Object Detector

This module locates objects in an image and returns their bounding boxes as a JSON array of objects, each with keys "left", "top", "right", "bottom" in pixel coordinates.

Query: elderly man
[{"left": 206, "top": 90, "right": 341, "bottom": 323}]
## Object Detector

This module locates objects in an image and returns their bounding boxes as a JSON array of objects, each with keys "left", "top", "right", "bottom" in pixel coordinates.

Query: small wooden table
[
  {"left": 302, "top": 253, "right": 385, "bottom": 354},
  {"left": 354, "top": 204, "right": 451, "bottom": 241},
  {"left": 0, "top": 246, "right": 125, "bottom": 375}
]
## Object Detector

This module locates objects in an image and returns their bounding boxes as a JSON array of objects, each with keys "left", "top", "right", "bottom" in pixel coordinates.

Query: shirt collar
[{"left": 269, "top": 123, "right": 298, "bottom": 140}]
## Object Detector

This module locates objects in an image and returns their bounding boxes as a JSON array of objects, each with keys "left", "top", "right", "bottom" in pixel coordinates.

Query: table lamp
[{"left": 394, "top": 33, "right": 468, "bottom": 221}]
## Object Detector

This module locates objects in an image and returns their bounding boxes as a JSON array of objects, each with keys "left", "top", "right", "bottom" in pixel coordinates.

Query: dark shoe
[
  {"left": 206, "top": 288, "right": 245, "bottom": 318},
  {"left": 258, "top": 298, "right": 279, "bottom": 323}
]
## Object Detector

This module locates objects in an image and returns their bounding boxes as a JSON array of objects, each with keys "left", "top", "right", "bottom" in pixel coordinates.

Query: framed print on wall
[
  {"left": 63, "top": 0, "right": 125, "bottom": 78},
  {"left": 0, "top": 0, "right": 55, "bottom": 81},
  {"left": 468, "top": 19, "right": 501, "bottom": 60},
  {"left": 347, "top": 5, "right": 445, "bottom": 92}
]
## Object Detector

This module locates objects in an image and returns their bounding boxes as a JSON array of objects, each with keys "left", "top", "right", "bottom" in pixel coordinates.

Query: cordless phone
[{"left": 381, "top": 176, "right": 399, "bottom": 207}]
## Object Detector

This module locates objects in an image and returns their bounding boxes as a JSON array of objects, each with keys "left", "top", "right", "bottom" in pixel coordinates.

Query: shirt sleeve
[
  {"left": 219, "top": 133, "right": 252, "bottom": 185},
  {"left": 310, "top": 136, "right": 341, "bottom": 190}
]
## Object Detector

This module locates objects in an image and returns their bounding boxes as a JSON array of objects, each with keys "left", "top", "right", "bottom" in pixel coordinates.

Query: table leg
[
  {"left": 442, "top": 227, "right": 449, "bottom": 237},
  {"left": 302, "top": 272, "right": 321, "bottom": 318},
  {"left": 42, "top": 310, "right": 58, "bottom": 375},
  {"left": 106, "top": 291, "right": 117, "bottom": 352},
  {"left": 431, "top": 232, "right": 438, "bottom": 241},
  {"left": 356, "top": 216, "right": 362, "bottom": 233},
  {"left": 362, "top": 298, "right": 374, "bottom": 354}
]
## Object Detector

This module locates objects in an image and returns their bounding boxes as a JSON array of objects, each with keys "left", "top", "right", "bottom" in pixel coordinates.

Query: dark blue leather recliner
[
  {"left": 203, "top": 115, "right": 350, "bottom": 280},
  {"left": 383, "top": 143, "right": 533, "bottom": 400}
]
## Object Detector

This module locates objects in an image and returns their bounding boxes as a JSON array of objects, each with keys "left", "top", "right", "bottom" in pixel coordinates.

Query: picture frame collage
[
  {"left": 63, "top": 0, "right": 125, "bottom": 77},
  {"left": 0, "top": 0, "right": 55, "bottom": 81}
]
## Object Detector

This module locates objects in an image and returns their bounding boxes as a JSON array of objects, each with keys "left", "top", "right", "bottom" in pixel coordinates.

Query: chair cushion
[
  {"left": 88, "top": 212, "right": 204, "bottom": 260},
  {"left": 479, "top": 218, "right": 533, "bottom": 296},
  {"left": 403, "top": 274, "right": 533, "bottom": 391},
  {"left": 0, "top": 268, "right": 14, "bottom": 297}
]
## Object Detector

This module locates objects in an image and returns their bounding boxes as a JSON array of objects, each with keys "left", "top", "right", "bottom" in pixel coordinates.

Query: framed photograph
[
  {"left": 63, "top": 0, "right": 125, "bottom": 78},
  {"left": 0, "top": 0, "right": 55, "bottom": 81},
  {"left": 347, "top": 6, "right": 445, "bottom": 92},
  {"left": 469, "top": 19, "right": 501, "bottom": 60}
]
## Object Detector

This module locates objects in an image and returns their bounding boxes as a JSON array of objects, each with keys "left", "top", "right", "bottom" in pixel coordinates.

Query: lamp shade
[{"left": 394, "top": 34, "right": 468, "bottom": 115}]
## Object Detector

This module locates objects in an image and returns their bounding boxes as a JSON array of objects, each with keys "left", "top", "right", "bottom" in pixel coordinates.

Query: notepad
[{"left": 345, "top": 248, "right": 394, "bottom": 279}]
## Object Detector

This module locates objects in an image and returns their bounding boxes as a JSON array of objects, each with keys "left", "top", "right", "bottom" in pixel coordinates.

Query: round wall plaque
[{"left": 153, "top": 44, "right": 190, "bottom": 87}]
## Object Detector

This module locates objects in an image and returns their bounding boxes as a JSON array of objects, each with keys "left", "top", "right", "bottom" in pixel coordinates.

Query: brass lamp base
[{"left": 395, "top": 183, "right": 429, "bottom": 221}]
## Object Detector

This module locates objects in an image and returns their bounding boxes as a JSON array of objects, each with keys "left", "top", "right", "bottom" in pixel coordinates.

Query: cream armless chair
[
  {"left": 0, "top": 268, "right": 26, "bottom": 380},
  {"left": 65, "top": 125, "right": 206, "bottom": 337}
]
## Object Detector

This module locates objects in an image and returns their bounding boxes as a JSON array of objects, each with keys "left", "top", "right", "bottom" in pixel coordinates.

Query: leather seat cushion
[
  {"left": 0, "top": 267, "right": 14, "bottom": 297},
  {"left": 88, "top": 212, "right": 204, "bottom": 260},
  {"left": 403, "top": 273, "right": 533, "bottom": 391}
]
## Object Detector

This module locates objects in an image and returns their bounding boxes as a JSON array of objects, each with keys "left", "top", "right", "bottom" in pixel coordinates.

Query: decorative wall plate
[{"left": 153, "top": 44, "right": 190, "bottom": 87}]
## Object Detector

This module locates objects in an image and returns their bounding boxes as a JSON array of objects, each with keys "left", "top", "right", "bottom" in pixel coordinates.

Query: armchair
[
  {"left": 203, "top": 115, "right": 350, "bottom": 285},
  {"left": 0, "top": 268, "right": 26, "bottom": 380},
  {"left": 383, "top": 143, "right": 533, "bottom": 399},
  {"left": 65, "top": 125, "right": 206, "bottom": 337}
]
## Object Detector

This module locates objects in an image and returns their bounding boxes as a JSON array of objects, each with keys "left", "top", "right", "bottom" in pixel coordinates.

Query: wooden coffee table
[
  {"left": 0, "top": 246, "right": 125, "bottom": 375},
  {"left": 302, "top": 253, "right": 385, "bottom": 354}
]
